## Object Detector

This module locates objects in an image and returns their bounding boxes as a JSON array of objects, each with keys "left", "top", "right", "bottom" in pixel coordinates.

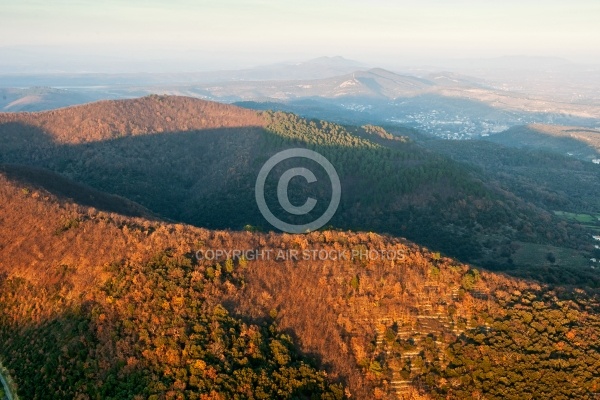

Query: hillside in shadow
[
  {"left": 0, "top": 164, "right": 155, "bottom": 219},
  {"left": 487, "top": 124, "right": 600, "bottom": 161},
  {"left": 1, "top": 110, "right": 593, "bottom": 283},
  {"left": 0, "top": 97, "right": 596, "bottom": 284}
]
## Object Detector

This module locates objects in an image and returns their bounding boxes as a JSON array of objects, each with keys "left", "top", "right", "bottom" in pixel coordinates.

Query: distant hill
[
  {"left": 213, "top": 56, "right": 368, "bottom": 81},
  {"left": 163, "top": 69, "right": 600, "bottom": 121},
  {"left": 0, "top": 87, "right": 103, "bottom": 112},
  {"left": 184, "top": 68, "right": 435, "bottom": 101},
  {"left": 487, "top": 124, "right": 600, "bottom": 161},
  {"left": 2, "top": 60, "right": 599, "bottom": 130},
  {"left": 0, "top": 95, "right": 265, "bottom": 144},
  {"left": 0, "top": 56, "right": 367, "bottom": 87}
]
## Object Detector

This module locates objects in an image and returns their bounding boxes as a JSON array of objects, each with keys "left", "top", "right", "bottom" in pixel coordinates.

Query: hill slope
[
  {"left": 179, "top": 69, "right": 434, "bottom": 101},
  {"left": 1, "top": 166, "right": 599, "bottom": 399},
  {"left": 487, "top": 124, "right": 600, "bottom": 161},
  {"left": 0, "top": 96, "right": 593, "bottom": 280},
  {"left": 0, "top": 164, "right": 154, "bottom": 218}
]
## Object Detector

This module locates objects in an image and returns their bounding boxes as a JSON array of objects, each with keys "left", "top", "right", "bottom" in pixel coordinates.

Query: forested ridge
[
  {"left": 0, "top": 159, "right": 599, "bottom": 399},
  {"left": 0, "top": 96, "right": 593, "bottom": 283},
  {"left": 486, "top": 124, "right": 600, "bottom": 162}
]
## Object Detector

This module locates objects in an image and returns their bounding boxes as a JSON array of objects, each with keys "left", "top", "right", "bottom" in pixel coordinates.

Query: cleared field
[
  {"left": 512, "top": 241, "right": 589, "bottom": 269},
  {"left": 553, "top": 211, "right": 600, "bottom": 223},
  {"left": 582, "top": 225, "right": 600, "bottom": 232}
]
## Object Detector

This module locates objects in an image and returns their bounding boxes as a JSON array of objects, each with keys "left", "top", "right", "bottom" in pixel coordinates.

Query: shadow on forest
[{"left": 0, "top": 119, "right": 595, "bottom": 286}]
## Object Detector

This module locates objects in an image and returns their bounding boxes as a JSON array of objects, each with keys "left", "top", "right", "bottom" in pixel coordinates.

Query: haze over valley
[{"left": 2, "top": 56, "right": 599, "bottom": 142}]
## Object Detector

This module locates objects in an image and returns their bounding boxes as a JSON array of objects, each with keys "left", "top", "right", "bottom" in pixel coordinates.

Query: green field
[
  {"left": 582, "top": 225, "right": 600, "bottom": 232},
  {"left": 512, "top": 241, "right": 589, "bottom": 269},
  {"left": 554, "top": 211, "right": 600, "bottom": 233},
  {"left": 553, "top": 211, "right": 600, "bottom": 224}
]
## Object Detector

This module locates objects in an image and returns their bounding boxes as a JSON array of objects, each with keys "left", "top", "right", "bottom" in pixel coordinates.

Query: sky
[{"left": 0, "top": 0, "right": 599, "bottom": 73}]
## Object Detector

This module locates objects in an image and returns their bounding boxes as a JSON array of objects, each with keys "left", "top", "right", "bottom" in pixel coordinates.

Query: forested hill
[
  {"left": 0, "top": 95, "right": 266, "bottom": 144},
  {"left": 1, "top": 163, "right": 599, "bottom": 399},
  {"left": 486, "top": 123, "right": 600, "bottom": 162},
  {"left": 0, "top": 95, "right": 593, "bottom": 282}
]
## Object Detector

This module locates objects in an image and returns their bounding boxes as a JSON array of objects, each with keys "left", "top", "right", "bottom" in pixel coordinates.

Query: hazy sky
[{"left": 1, "top": 0, "right": 599, "bottom": 72}]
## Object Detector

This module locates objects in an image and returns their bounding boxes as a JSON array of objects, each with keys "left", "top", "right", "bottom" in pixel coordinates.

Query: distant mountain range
[
  {"left": 2, "top": 57, "right": 599, "bottom": 130},
  {"left": 0, "top": 56, "right": 366, "bottom": 87}
]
